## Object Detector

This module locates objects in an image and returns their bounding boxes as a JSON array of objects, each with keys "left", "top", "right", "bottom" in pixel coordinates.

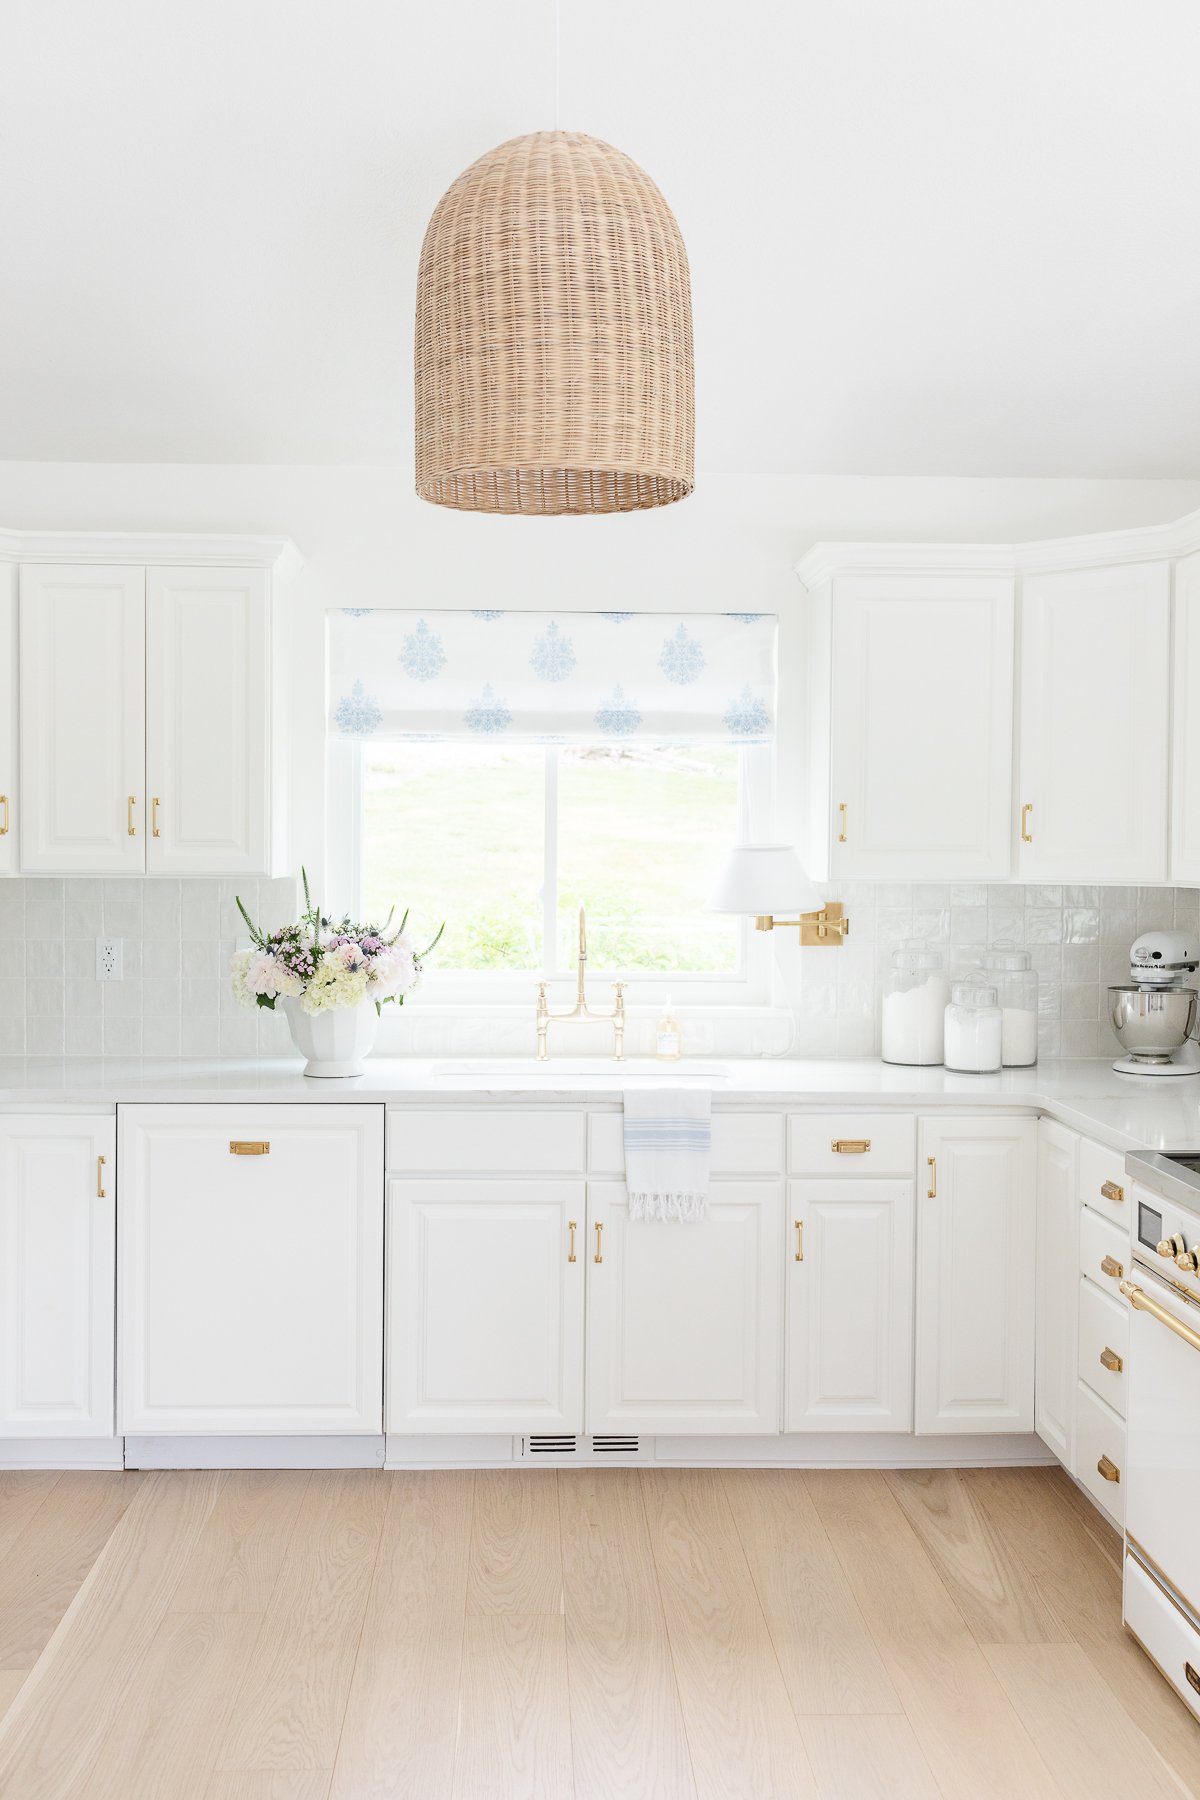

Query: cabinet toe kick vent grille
[{"left": 518, "top": 1433, "right": 651, "bottom": 1464}]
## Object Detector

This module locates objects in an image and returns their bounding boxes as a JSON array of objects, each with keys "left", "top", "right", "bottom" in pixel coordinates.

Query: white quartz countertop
[{"left": 2, "top": 1054, "right": 1200, "bottom": 1155}]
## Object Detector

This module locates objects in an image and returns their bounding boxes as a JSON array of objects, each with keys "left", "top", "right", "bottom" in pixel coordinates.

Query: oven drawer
[
  {"left": 1077, "top": 1275, "right": 1128, "bottom": 1418},
  {"left": 1079, "top": 1204, "right": 1128, "bottom": 1295},
  {"left": 1124, "top": 1553, "right": 1200, "bottom": 1727},
  {"left": 1078, "top": 1137, "right": 1129, "bottom": 1229},
  {"left": 1075, "top": 1379, "right": 1125, "bottom": 1528}
]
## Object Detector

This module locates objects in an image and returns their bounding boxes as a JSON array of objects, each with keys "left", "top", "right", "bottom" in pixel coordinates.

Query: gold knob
[
  {"left": 1177, "top": 1248, "right": 1200, "bottom": 1275},
  {"left": 1099, "top": 1346, "right": 1123, "bottom": 1373},
  {"left": 1159, "top": 1235, "right": 1186, "bottom": 1260},
  {"left": 1097, "top": 1454, "right": 1121, "bottom": 1484},
  {"left": 1100, "top": 1254, "right": 1123, "bottom": 1280}
]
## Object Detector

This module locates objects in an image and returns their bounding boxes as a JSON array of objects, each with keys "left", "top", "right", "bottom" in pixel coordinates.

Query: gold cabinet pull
[
  {"left": 96, "top": 1154, "right": 106, "bottom": 1199},
  {"left": 837, "top": 802, "right": 848, "bottom": 843},
  {"left": 794, "top": 1219, "right": 804, "bottom": 1262},
  {"left": 831, "top": 1138, "right": 870, "bottom": 1155},
  {"left": 230, "top": 1140, "right": 270, "bottom": 1156},
  {"left": 1099, "top": 1346, "right": 1123, "bottom": 1373},
  {"left": 1100, "top": 1254, "right": 1123, "bottom": 1280},
  {"left": 0, "top": 794, "right": 8, "bottom": 835},
  {"left": 593, "top": 1221, "right": 604, "bottom": 1264},
  {"left": 1021, "top": 802, "right": 1033, "bottom": 843},
  {"left": 1100, "top": 1179, "right": 1124, "bottom": 1205},
  {"left": 152, "top": 796, "right": 161, "bottom": 838},
  {"left": 1097, "top": 1454, "right": 1121, "bottom": 1484},
  {"left": 927, "top": 1155, "right": 937, "bottom": 1199},
  {"left": 127, "top": 794, "right": 137, "bottom": 837},
  {"left": 567, "top": 1220, "right": 577, "bottom": 1264}
]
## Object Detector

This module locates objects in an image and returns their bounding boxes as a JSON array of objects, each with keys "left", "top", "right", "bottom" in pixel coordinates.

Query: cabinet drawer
[
  {"left": 588, "top": 1111, "right": 782, "bottom": 1177},
  {"left": 388, "top": 1109, "right": 585, "bottom": 1174},
  {"left": 788, "top": 1114, "right": 915, "bottom": 1177},
  {"left": 1124, "top": 1553, "right": 1200, "bottom": 1727},
  {"left": 1075, "top": 1379, "right": 1125, "bottom": 1527},
  {"left": 1078, "top": 1137, "right": 1129, "bottom": 1229},
  {"left": 1079, "top": 1204, "right": 1129, "bottom": 1293},
  {"left": 1077, "top": 1275, "right": 1128, "bottom": 1419}
]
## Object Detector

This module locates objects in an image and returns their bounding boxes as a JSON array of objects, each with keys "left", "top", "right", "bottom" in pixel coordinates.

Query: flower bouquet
[{"left": 231, "top": 871, "right": 443, "bottom": 1077}]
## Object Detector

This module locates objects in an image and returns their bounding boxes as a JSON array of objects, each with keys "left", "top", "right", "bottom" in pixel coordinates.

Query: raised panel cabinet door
[
  {"left": 146, "top": 567, "right": 270, "bottom": 874},
  {"left": 0, "top": 563, "right": 16, "bottom": 874},
  {"left": 19, "top": 564, "right": 146, "bottom": 872},
  {"left": 829, "top": 574, "right": 1015, "bottom": 879},
  {"left": 1034, "top": 1118, "right": 1079, "bottom": 1467},
  {"left": 118, "top": 1104, "right": 384, "bottom": 1434},
  {"left": 585, "top": 1180, "right": 783, "bottom": 1436},
  {"left": 386, "top": 1179, "right": 584, "bottom": 1433},
  {"left": 786, "top": 1178, "right": 914, "bottom": 1432},
  {"left": 1018, "top": 561, "right": 1170, "bottom": 881},
  {"left": 1171, "top": 550, "right": 1200, "bottom": 881},
  {"left": 915, "top": 1117, "right": 1037, "bottom": 1434},
  {"left": 0, "top": 1116, "right": 116, "bottom": 1437}
]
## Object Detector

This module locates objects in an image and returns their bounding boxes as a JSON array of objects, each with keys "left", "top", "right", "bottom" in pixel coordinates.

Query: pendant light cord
[{"left": 554, "top": 0, "right": 561, "bottom": 129}]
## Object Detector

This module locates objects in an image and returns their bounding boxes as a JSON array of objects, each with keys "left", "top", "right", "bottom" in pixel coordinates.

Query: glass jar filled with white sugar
[
  {"left": 984, "top": 945, "right": 1039, "bottom": 1066},
  {"left": 944, "top": 981, "right": 1004, "bottom": 1073},
  {"left": 881, "top": 946, "right": 951, "bottom": 1066}
]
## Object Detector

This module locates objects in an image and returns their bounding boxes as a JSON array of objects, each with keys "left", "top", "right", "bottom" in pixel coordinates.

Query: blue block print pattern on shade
[
  {"left": 333, "top": 680, "right": 382, "bottom": 736},
  {"left": 341, "top": 607, "right": 374, "bottom": 617},
  {"left": 465, "top": 684, "right": 512, "bottom": 734},
  {"left": 599, "top": 611, "right": 634, "bottom": 622},
  {"left": 470, "top": 609, "right": 505, "bottom": 620},
  {"left": 530, "top": 620, "right": 577, "bottom": 682},
  {"left": 659, "top": 623, "right": 705, "bottom": 685},
  {"left": 725, "top": 612, "right": 766, "bottom": 623},
  {"left": 724, "top": 683, "right": 771, "bottom": 737},
  {"left": 594, "top": 685, "right": 643, "bottom": 736},
  {"left": 400, "top": 618, "right": 447, "bottom": 681}
]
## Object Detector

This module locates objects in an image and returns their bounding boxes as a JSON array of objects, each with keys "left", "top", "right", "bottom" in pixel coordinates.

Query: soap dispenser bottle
[{"left": 656, "top": 995, "right": 681, "bottom": 1061}]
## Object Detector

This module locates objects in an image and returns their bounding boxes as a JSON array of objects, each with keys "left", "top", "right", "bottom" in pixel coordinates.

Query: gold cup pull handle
[
  {"left": 0, "top": 794, "right": 8, "bottom": 835},
  {"left": 794, "top": 1219, "right": 804, "bottom": 1262},
  {"left": 230, "top": 1140, "right": 270, "bottom": 1156},
  {"left": 831, "top": 1138, "right": 871, "bottom": 1155},
  {"left": 837, "top": 802, "right": 848, "bottom": 843},
  {"left": 1100, "top": 1180, "right": 1124, "bottom": 1204},
  {"left": 96, "top": 1154, "right": 106, "bottom": 1199},
  {"left": 152, "top": 796, "right": 161, "bottom": 838},
  {"left": 127, "top": 795, "right": 137, "bottom": 837},
  {"left": 1099, "top": 1346, "right": 1123, "bottom": 1373},
  {"left": 927, "top": 1155, "right": 937, "bottom": 1199},
  {"left": 567, "top": 1220, "right": 577, "bottom": 1264},
  {"left": 1100, "top": 1254, "right": 1123, "bottom": 1280},
  {"left": 1097, "top": 1454, "right": 1121, "bottom": 1484},
  {"left": 594, "top": 1221, "right": 604, "bottom": 1264},
  {"left": 1021, "top": 802, "right": 1033, "bottom": 843}
]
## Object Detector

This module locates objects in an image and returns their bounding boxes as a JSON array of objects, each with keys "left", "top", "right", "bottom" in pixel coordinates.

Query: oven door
[{"left": 1121, "top": 1265, "right": 1200, "bottom": 1603}]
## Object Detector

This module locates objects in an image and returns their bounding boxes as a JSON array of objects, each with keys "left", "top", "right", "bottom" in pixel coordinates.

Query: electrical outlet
[{"left": 95, "top": 938, "right": 123, "bottom": 981}]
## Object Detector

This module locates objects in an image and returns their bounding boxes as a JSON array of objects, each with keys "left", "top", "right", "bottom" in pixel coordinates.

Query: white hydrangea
[{"left": 300, "top": 955, "right": 371, "bottom": 1015}]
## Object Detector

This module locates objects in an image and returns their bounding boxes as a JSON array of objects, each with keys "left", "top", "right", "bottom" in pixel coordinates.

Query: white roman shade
[{"left": 327, "top": 609, "right": 775, "bottom": 744}]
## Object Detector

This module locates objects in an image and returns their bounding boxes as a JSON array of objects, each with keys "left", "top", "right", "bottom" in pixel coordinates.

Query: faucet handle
[{"left": 612, "top": 980, "right": 626, "bottom": 1011}]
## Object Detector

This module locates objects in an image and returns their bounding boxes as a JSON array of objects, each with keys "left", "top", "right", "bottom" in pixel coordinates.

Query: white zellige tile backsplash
[{"left": 0, "top": 876, "right": 1195, "bottom": 1060}]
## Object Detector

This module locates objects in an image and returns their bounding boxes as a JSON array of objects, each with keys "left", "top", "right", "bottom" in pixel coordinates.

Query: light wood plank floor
[{"left": 0, "top": 1464, "right": 1196, "bottom": 1799}]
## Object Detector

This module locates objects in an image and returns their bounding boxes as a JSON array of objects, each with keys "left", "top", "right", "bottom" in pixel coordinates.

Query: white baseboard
[
  {"left": 0, "top": 1436, "right": 123, "bottom": 1470},
  {"left": 652, "top": 1431, "right": 1056, "bottom": 1468},
  {"left": 124, "top": 1435, "right": 386, "bottom": 1469}
]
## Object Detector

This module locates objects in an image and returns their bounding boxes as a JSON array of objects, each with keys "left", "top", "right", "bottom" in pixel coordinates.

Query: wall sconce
[{"left": 708, "top": 843, "right": 849, "bottom": 947}]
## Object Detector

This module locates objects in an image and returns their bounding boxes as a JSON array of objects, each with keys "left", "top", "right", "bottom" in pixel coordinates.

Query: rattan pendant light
[{"left": 415, "top": 129, "right": 694, "bottom": 515}]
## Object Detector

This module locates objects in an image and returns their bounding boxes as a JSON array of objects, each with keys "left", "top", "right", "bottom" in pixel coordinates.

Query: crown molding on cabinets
[
  {"left": 0, "top": 528, "right": 298, "bottom": 574},
  {"left": 794, "top": 503, "right": 1200, "bottom": 590}
]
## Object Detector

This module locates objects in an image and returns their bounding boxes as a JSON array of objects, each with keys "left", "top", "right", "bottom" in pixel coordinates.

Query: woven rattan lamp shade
[{"left": 415, "top": 131, "right": 694, "bottom": 516}]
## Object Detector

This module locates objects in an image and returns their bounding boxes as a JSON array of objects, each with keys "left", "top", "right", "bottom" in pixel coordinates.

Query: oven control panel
[{"left": 1136, "top": 1191, "right": 1200, "bottom": 1298}]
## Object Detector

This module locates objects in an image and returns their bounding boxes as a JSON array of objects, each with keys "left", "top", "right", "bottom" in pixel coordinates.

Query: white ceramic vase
[{"left": 282, "top": 995, "right": 379, "bottom": 1078}]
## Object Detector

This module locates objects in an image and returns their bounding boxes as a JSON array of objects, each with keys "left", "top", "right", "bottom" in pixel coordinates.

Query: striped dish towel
[{"left": 622, "top": 1087, "right": 712, "bottom": 1222}]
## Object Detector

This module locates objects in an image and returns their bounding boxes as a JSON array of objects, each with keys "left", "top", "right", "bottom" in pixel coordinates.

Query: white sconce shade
[{"left": 708, "top": 843, "right": 825, "bottom": 915}]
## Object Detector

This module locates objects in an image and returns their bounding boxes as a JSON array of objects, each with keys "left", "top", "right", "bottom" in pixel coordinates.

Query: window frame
[{"left": 326, "top": 736, "right": 774, "bottom": 1008}]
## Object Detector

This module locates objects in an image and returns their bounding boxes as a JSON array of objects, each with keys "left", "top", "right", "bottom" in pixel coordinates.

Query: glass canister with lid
[
  {"left": 881, "top": 945, "right": 951, "bottom": 1065},
  {"left": 984, "top": 944, "right": 1039, "bottom": 1066},
  {"left": 944, "top": 981, "right": 1004, "bottom": 1073}
]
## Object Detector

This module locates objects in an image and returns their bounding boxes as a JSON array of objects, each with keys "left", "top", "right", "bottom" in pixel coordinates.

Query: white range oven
[{"left": 1122, "top": 1148, "right": 1200, "bottom": 1722}]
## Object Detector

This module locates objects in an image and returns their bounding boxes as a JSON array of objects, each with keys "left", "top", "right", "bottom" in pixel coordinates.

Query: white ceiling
[{"left": 2, "top": 0, "right": 1198, "bottom": 474}]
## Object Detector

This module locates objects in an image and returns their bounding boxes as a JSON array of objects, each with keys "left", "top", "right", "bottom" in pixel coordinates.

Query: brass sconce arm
[{"left": 754, "top": 902, "right": 849, "bottom": 947}]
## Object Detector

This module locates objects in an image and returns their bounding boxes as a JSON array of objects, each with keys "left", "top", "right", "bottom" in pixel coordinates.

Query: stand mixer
[{"left": 1109, "top": 930, "right": 1200, "bottom": 1076}]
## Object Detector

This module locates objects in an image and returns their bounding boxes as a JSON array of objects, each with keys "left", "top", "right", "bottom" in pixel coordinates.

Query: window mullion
[{"left": 542, "top": 746, "right": 559, "bottom": 978}]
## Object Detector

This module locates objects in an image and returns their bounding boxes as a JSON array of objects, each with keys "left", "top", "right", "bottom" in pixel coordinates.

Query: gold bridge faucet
[{"left": 536, "top": 905, "right": 625, "bottom": 1062}]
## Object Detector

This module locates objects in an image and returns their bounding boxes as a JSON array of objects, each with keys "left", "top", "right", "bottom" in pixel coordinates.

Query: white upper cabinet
[
  {"left": 20, "top": 564, "right": 146, "bottom": 873},
  {"left": 0, "top": 562, "right": 15, "bottom": 875},
  {"left": 1018, "top": 561, "right": 1170, "bottom": 882},
  {"left": 821, "top": 574, "right": 1016, "bottom": 880},
  {"left": 146, "top": 567, "right": 270, "bottom": 874},
  {"left": 1171, "top": 550, "right": 1200, "bottom": 883}
]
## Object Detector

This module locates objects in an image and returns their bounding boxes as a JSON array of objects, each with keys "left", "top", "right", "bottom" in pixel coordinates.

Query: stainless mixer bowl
[{"left": 1108, "top": 985, "right": 1198, "bottom": 1062}]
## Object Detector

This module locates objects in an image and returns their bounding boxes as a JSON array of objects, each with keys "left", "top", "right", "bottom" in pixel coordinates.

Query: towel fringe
[{"left": 627, "top": 1190, "right": 708, "bottom": 1224}]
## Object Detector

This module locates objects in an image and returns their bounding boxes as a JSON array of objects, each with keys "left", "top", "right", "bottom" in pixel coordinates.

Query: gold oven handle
[{"left": 1121, "top": 1280, "right": 1200, "bottom": 1355}]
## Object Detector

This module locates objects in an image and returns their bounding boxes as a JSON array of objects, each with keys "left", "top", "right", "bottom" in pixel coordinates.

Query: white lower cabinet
[
  {"left": 0, "top": 1116, "right": 116, "bottom": 1438},
  {"left": 916, "top": 1117, "right": 1037, "bottom": 1433},
  {"left": 0, "top": 562, "right": 16, "bottom": 875},
  {"left": 786, "top": 1178, "right": 914, "bottom": 1431},
  {"left": 387, "top": 1179, "right": 584, "bottom": 1434},
  {"left": 118, "top": 1105, "right": 384, "bottom": 1435},
  {"left": 585, "top": 1180, "right": 783, "bottom": 1435},
  {"left": 1035, "top": 1117, "right": 1078, "bottom": 1464}
]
